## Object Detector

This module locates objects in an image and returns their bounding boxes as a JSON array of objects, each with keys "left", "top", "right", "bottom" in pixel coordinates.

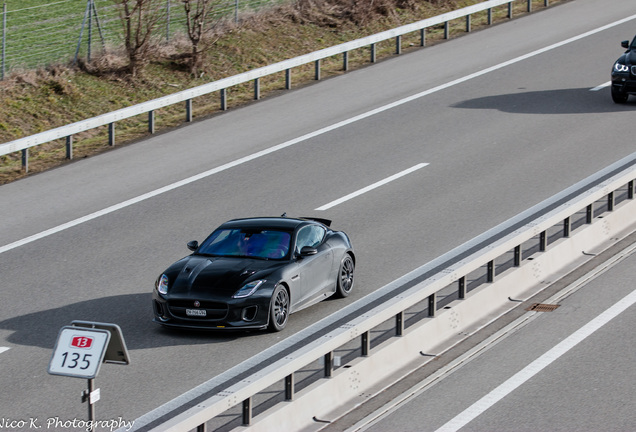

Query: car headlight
[
  {"left": 614, "top": 62, "right": 629, "bottom": 73},
  {"left": 156, "top": 274, "right": 169, "bottom": 295},
  {"left": 232, "top": 280, "right": 265, "bottom": 298}
]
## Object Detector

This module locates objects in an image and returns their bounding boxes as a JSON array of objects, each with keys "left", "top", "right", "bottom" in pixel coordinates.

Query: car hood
[
  {"left": 166, "top": 255, "right": 283, "bottom": 297},
  {"left": 624, "top": 51, "right": 636, "bottom": 65}
]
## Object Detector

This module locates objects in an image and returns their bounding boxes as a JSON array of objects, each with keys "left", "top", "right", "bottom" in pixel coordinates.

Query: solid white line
[
  {"left": 434, "top": 288, "right": 636, "bottom": 432},
  {"left": 590, "top": 81, "right": 611, "bottom": 91},
  {"left": 315, "top": 163, "right": 429, "bottom": 211},
  {"left": 0, "top": 347, "right": 10, "bottom": 355},
  {"left": 3, "top": 14, "right": 636, "bottom": 255}
]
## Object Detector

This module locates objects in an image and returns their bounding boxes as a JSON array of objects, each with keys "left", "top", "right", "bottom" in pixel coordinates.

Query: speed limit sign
[{"left": 48, "top": 326, "right": 110, "bottom": 379}]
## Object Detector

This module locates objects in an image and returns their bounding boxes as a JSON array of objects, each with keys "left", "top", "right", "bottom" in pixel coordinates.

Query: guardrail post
[
  {"left": 607, "top": 192, "right": 614, "bottom": 211},
  {"left": 458, "top": 276, "right": 466, "bottom": 299},
  {"left": 361, "top": 331, "right": 370, "bottom": 356},
  {"left": 629, "top": 180, "right": 634, "bottom": 199},
  {"left": 488, "top": 8, "right": 493, "bottom": 25},
  {"left": 444, "top": 21, "right": 449, "bottom": 39},
  {"left": 343, "top": 51, "right": 349, "bottom": 71},
  {"left": 370, "top": 43, "right": 376, "bottom": 63},
  {"left": 514, "top": 245, "right": 521, "bottom": 266},
  {"left": 527, "top": 0, "right": 532, "bottom": 12},
  {"left": 508, "top": 2, "right": 513, "bottom": 19},
  {"left": 420, "top": 28, "right": 426, "bottom": 47},
  {"left": 21, "top": 149, "right": 28, "bottom": 172},
  {"left": 396, "top": 312, "right": 404, "bottom": 336},
  {"left": 185, "top": 99, "right": 193, "bottom": 122},
  {"left": 396, "top": 35, "right": 401, "bottom": 54},
  {"left": 242, "top": 398, "right": 252, "bottom": 425},
  {"left": 563, "top": 217, "right": 571, "bottom": 238},
  {"left": 196, "top": 423, "right": 206, "bottom": 432},
  {"left": 586, "top": 203, "right": 593, "bottom": 223},
  {"left": 466, "top": 15, "right": 471, "bottom": 33},
  {"left": 254, "top": 78, "right": 260, "bottom": 100},
  {"left": 428, "top": 293, "right": 436, "bottom": 317},
  {"left": 314, "top": 59, "right": 321, "bottom": 80},
  {"left": 539, "top": 230, "right": 547, "bottom": 252},
  {"left": 148, "top": 110, "right": 155, "bottom": 134},
  {"left": 285, "top": 69, "right": 291, "bottom": 89},
  {"left": 108, "top": 123, "right": 115, "bottom": 146},
  {"left": 285, "top": 374, "right": 295, "bottom": 400},
  {"left": 324, "top": 352, "right": 333, "bottom": 377},
  {"left": 66, "top": 136, "right": 73, "bottom": 160},
  {"left": 487, "top": 260, "right": 494, "bottom": 283},
  {"left": 220, "top": 89, "right": 227, "bottom": 111}
]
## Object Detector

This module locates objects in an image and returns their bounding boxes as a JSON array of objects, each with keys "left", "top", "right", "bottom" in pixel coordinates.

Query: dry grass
[{"left": 0, "top": 0, "right": 567, "bottom": 184}]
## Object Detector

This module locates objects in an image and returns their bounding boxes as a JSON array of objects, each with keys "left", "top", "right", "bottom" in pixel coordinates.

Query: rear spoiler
[
  {"left": 280, "top": 213, "right": 332, "bottom": 227},
  {"left": 300, "top": 217, "right": 332, "bottom": 227}
]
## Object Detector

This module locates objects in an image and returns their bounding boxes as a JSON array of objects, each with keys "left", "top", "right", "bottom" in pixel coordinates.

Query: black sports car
[
  {"left": 611, "top": 35, "right": 636, "bottom": 103},
  {"left": 153, "top": 216, "right": 355, "bottom": 331}
]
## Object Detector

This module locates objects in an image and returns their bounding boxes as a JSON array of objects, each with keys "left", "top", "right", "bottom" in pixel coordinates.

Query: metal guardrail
[
  {"left": 1, "top": 0, "right": 550, "bottom": 169},
  {"left": 124, "top": 152, "right": 636, "bottom": 432}
]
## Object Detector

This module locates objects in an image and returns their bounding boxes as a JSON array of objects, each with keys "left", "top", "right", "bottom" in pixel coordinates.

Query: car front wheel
[
  {"left": 611, "top": 86, "right": 629, "bottom": 103},
  {"left": 268, "top": 285, "right": 289, "bottom": 332},
  {"left": 335, "top": 254, "right": 355, "bottom": 298}
]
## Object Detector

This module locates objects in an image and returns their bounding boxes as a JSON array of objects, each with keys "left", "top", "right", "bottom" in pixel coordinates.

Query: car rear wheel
[
  {"left": 611, "top": 87, "right": 629, "bottom": 103},
  {"left": 268, "top": 285, "right": 289, "bottom": 332},
  {"left": 335, "top": 254, "right": 355, "bottom": 298}
]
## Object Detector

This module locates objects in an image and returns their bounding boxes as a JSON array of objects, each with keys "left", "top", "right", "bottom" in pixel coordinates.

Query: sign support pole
[{"left": 81, "top": 378, "right": 97, "bottom": 421}]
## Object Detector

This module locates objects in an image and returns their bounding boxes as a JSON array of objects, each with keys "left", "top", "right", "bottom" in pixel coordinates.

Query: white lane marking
[
  {"left": 0, "top": 347, "right": 10, "bottom": 355},
  {"left": 434, "top": 288, "right": 636, "bottom": 432},
  {"left": 590, "top": 81, "right": 611, "bottom": 91},
  {"left": 3, "top": 14, "right": 636, "bottom": 256},
  {"left": 315, "top": 163, "right": 429, "bottom": 211}
]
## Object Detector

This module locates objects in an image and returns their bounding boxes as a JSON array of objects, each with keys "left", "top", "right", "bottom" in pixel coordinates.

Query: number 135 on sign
[{"left": 48, "top": 327, "right": 110, "bottom": 379}]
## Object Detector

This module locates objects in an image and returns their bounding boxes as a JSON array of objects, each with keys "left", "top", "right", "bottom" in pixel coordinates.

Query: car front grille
[{"left": 168, "top": 300, "right": 228, "bottom": 320}]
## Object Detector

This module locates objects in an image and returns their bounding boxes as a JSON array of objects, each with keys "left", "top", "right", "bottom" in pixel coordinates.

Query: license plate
[{"left": 186, "top": 309, "right": 207, "bottom": 317}]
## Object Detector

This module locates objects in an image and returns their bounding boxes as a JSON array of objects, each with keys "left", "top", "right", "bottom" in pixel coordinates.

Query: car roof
[{"left": 219, "top": 217, "right": 323, "bottom": 231}]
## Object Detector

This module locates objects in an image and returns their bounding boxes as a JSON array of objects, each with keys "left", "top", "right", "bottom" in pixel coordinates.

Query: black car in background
[
  {"left": 153, "top": 216, "right": 355, "bottom": 332},
  {"left": 611, "top": 35, "right": 636, "bottom": 103}
]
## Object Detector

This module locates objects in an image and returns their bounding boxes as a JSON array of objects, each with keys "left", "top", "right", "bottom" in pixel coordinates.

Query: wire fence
[{"left": 0, "top": 0, "right": 284, "bottom": 78}]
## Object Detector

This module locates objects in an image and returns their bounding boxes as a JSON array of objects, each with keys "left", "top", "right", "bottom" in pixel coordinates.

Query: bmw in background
[
  {"left": 611, "top": 35, "right": 636, "bottom": 103},
  {"left": 153, "top": 216, "right": 355, "bottom": 331}
]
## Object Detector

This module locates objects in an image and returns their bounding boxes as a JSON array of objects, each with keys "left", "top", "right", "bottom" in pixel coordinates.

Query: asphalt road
[{"left": 1, "top": 0, "right": 636, "bottom": 429}]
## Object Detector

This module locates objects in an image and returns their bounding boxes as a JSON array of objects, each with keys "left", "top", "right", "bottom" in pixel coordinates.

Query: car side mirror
[
  {"left": 299, "top": 246, "right": 318, "bottom": 256},
  {"left": 187, "top": 240, "right": 199, "bottom": 251},
  {"left": 621, "top": 40, "right": 629, "bottom": 49}
]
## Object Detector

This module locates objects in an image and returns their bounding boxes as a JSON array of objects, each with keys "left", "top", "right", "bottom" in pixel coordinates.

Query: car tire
[
  {"left": 335, "top": 254, "right": 355, "bottom": 298},
  {"left": 268, "top": 284, "right": 289, "bottom": 332},
  {"left": 611, "top": 87, "right": 629, "bottom": 103}
]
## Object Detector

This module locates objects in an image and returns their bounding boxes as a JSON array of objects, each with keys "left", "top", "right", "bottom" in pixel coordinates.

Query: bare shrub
[
  {"left": 182, "top": 0, "right": 214, "bottom": 75},
  {"left": 113, "top": 0, "right": 166, "bottom": 77}
]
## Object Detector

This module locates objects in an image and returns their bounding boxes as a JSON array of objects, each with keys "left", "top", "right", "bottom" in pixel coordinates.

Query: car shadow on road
[
  {"left": 452, "top": 87, "right": 636, "bottom": 114},
  {"left": 0, "top": 293, "right": 257, "bottom": 350}
]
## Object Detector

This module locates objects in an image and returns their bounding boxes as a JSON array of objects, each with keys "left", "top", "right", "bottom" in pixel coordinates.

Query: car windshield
[{"left": 197, "top": 228, "right": 291, "bottom": 260}]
